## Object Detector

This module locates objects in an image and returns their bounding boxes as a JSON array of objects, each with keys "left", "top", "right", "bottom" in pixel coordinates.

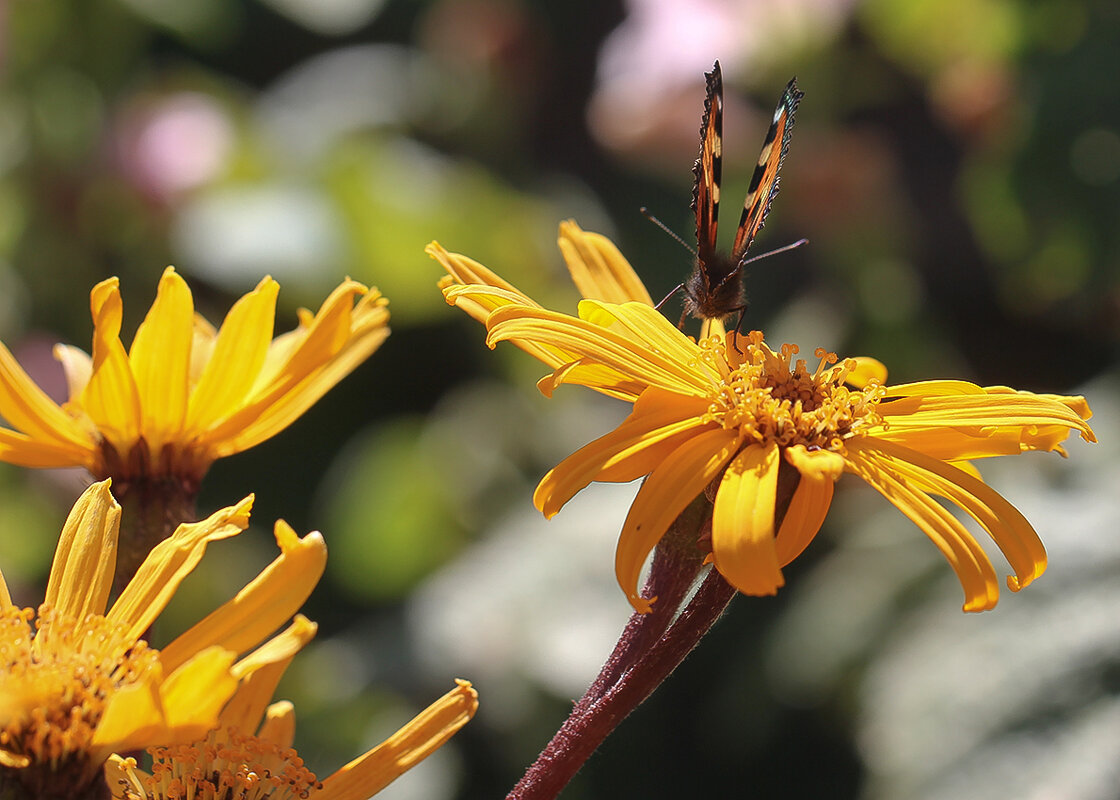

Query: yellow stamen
[
  {"left": 0, "top": 605, "right": 159, "bottom": 793},
  {"left": 701, "top": 336, "right": 884, "bottom": 451},
  {"left": 110, "top": 726, "right": 323, "bottom": 800}
]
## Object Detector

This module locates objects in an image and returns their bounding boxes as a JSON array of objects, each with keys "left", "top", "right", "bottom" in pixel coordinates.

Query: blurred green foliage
[{"left": 323, "top": 418, "right": 466, "bottom": 602}]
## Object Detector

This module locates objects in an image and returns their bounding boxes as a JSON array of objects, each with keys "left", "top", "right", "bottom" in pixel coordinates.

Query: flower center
[
  {"left": 112, "top": 726, "right": 323, "bottom": 800},
  {"left": 699, "top": 333, "right": 884, "bottom": 450},
  {"left": 0, "top": 604, "right": 160, "bottom": 796}
]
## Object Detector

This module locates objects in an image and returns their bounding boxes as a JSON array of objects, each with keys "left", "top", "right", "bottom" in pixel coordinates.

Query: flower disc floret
[
  {"left": 0, "top": 605, "right": 160, "bottom": 793},
  {"left": 700, "top": 334, "right": 885, "bottom": 453},
  {"left": 112, "top": 726, "right": 323, "bottom": 800}
]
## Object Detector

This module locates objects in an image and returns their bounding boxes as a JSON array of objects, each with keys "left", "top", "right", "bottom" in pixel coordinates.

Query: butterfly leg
[{"left": 730, "top": 306, "right": 749, "bottom": 353}]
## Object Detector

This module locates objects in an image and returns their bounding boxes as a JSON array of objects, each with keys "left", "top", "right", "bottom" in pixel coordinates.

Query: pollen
[
  {"left": 0, "top": 604, "right": 159, "bottom": 795},
  {"left": 700, "top": 333, "right": 885, "bottom": 450},
  {"left": 112, "top": 727, "right": 323, "bottom": 800}
]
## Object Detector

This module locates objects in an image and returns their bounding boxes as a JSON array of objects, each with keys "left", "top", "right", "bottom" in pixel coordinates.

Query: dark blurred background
[{"left": 1, "top": 0, "right": 1117, "bottom": 797}]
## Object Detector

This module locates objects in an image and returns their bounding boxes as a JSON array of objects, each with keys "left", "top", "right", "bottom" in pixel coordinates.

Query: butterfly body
[
  {"left": 683, "top": 251, "right": 746, "bottom": 319},
  {"left": 679, "top": 62, "right": 803, "bottom": 326}
]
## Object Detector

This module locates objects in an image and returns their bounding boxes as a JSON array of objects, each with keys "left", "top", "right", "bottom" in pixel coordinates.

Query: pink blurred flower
[{"left": 116, "top": 92, "right": 235, "bottom": 202}]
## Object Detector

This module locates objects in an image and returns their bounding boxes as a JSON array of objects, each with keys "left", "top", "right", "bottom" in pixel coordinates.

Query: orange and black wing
[
  {"left": 729, "top": 77, "right": 803, "bottom": 262},
  {"left": 691, "top": 61, "right": 724, "bottom": 278}
]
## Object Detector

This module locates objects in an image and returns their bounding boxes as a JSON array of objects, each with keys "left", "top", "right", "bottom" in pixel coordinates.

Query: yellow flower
[
  {"left": 104, "top": 671, "right": 478, "bottom": 800},
  {"left": 431, "top": 222, "right": 1096, "bottom": 613},
  {"left": 0, "top": 479, "right": 328, "bottom": 798},
  {"left": 0, "top": 267, "right": 389, "bottom": 486}
]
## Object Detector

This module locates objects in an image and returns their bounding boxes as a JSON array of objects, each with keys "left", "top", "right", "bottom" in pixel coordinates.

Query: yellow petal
[
  {"left": 107, "top": 496, "right": 254, "bottom": 641},
  {"left": 874, "top": 391, "right": 1095, "bottom": 453},
  {"left": 536, "top": 358, "right": 646, "bottom": 402},
  {"left": 846, "top": 440, "right": 1001, "bottom": 611},
  {"left": 200, "top": 285, "right": 389, "bottom": 457},
  {"left": 1017, "top": 424, "right": 1090, "bottom": 454},
  {"left": 81, "top": 278, "right": 142, "bottom": 452},
  {"left": 52, "top": 343, "right": 93, "bottom": 402},
  {"left": 96, "top": 646, "right": 238, "bottom": 756},
  {"left": 428, "top": 242, "right": 535, "bottom": 306},
  {"left": 615, "top": 427, "right": 741, "bottom": 612},
  {"left": 0, "top": 566, "right": 11, "bottom": 609},
  {"left": 869, "top": 438, "right": 1046, "bottom": 591},
  {"left": 129, "top": 267, "right": 194, "bottom": 453},
  {"left": 711, "top": 442, "right": 784, "bottom": 596},
  {"left": 319, "top": 680, "right": 478, "bottom": 800},
  {"left": 487, "top": 303, "right": 708, "bottom": 398},
  {"left": 446, "top": 287, "right": 625, "bottom": 377},
  {"left": 43, "top": 480, "right": 120, "bottom": 625},
  {"left": 189, "top": 314, "right": 218, "bottom": 381},
  {"left": 0, "top": 341, "right": 95, "bottom": 453},
  {"left": 699, "top": 317, "right": 727, "bottom": 342},
  {"left": 1042, "top": 391, "right": 1092, "bottom": 421},
  {"left": 257, "top": 700, "right": 296, "bottom": 749},
  {"left": 442, "top": 280, "right": 573, "bottom": 366},
  {"left": 92, "top": 671, "right": 165, "bottom": 757},
  {"left": 596, "top": 397, "right": 714, "bottom": 482},
  {"left": 558, "top": 220, "right": 654, "bottom": 305},
  {"left": 434, "top": 239, "right": 665, "bottom": 385},
  {"left": 185, "top": 276, "right": 279, "bottom": 433},
  {"left": 441, "top": 282, "right": 543, "bottom": 319},
  {"left": 883, "top": 380, "right": 987, "bottom": 397},
  {"left": 263, "top": 280, "right": 370, "bottom": 381},
  {"left": 869, "top": 426, "right": 1027, "bottom": 461},
  {"left": 534, "top": 388, "right": 713, "bottom": 517},
  {"left": 949, "top": 459, "right": 983, "bottom": 481},
  {"left": 577, "top": 301, "right": 706, "bottom": 376},
  {"left": 880, "top": 392, "right": 1093, "bottom": 429},
  {"left": 221, "top": 615, "right": 317, "bottom": 734},
  {"left": 784, "top": 444, "right": 845, "bottom": 482},
  {"left": 440, "top": 277, "right": 602, "bottom": 375},
  {"left": 220, "top": 304, "right": 388, "bottom": 455},
  {"left": 845, "top": 356, "right": 888, "bottom": 388},
  {"left": 0, "top": 429, "right": 97, "bottom": 469},
  {"left": 161, "top": 646, "right": 239, "bottom": 734},
  {"left": 774, "top": 459, "right": 836, "bottom": 567},
  {"left": 159, "top": 522, "right": 325, "bottom": 675},
  {"left": 229, "top": 613, "right": 318, "bottom": 682}
]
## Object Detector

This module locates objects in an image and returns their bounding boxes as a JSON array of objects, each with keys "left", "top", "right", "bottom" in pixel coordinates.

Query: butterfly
[{"left": 658, "top": 61, "right": 804, "bottom": 332}]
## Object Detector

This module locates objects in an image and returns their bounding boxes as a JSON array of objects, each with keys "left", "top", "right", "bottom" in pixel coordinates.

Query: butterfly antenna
[
  {"left": 640, "top": 207, "right": 698, "bottom": 258},
  {"left": 711, "top": 238, "right": 809, "bottom": 297},
  {"left": 738, "top": 238, "right": 809, "bottom": 268}
]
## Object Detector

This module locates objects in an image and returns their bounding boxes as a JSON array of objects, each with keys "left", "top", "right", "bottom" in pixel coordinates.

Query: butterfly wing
[
  {"left": 730, "top": 77, "right": 803, "bottom": 262},
  {"left": 692, "top": 61, "right": 724, "bottom": 281}
]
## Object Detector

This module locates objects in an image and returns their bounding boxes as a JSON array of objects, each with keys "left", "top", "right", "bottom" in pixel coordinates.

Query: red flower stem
[
  {"left": 586, "top": 499, "right": 710, "bottom": 695},
  {"left": 506, "top": 502, "right": 735, "bottom": 800},
  {"left": 112, "top": 474, "right": 199, "bottom": 596}
]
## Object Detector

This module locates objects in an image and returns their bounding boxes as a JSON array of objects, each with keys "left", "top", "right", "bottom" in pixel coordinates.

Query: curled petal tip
[{"left": 629, "top": 594, "right": 655, "bottom": 614}]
